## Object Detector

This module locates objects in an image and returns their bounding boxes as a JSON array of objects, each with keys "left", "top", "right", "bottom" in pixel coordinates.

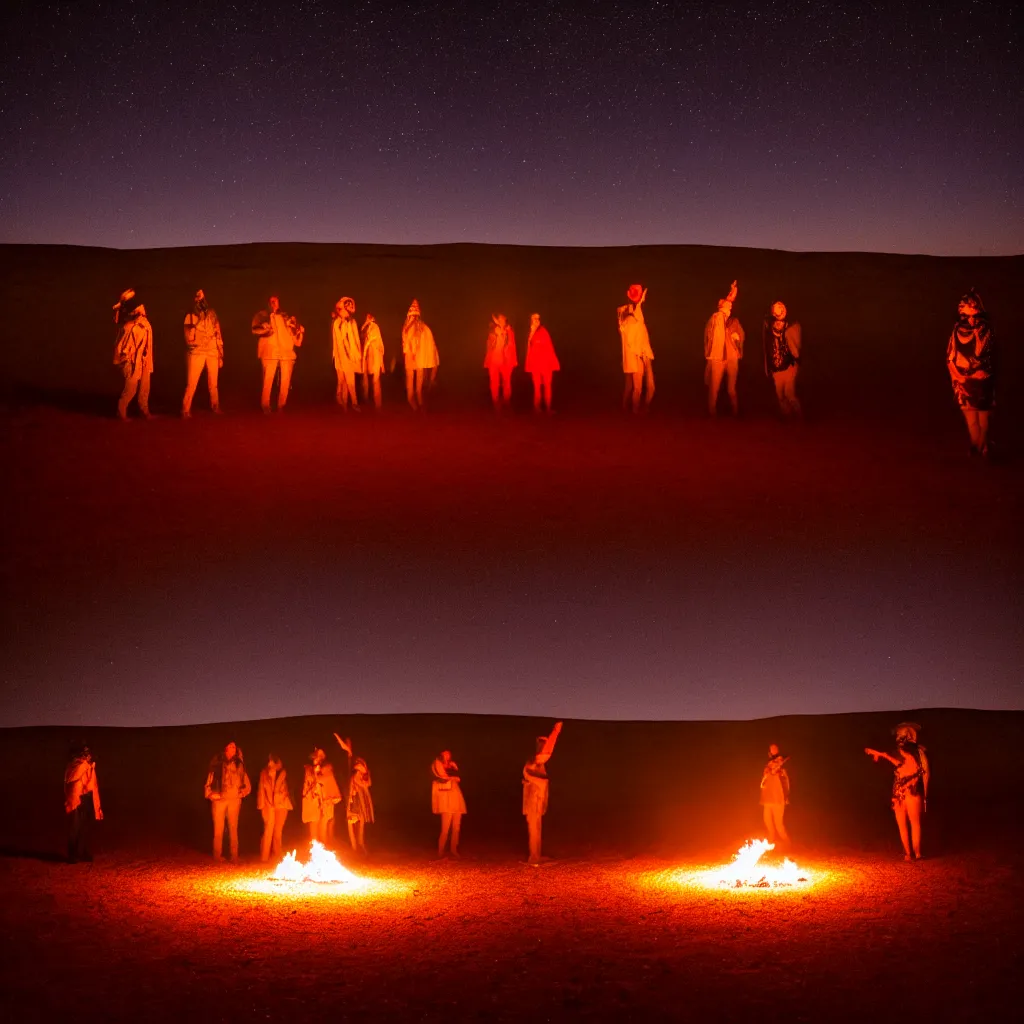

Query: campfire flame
[
  {"left": 271, "top": 841, "right": 362, "bottom": 885},
  {"left": 700, "top": 839, "right": 809, "bottom": 889}
]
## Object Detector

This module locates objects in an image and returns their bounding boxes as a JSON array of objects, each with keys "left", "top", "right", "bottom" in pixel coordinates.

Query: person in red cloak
[{"left": 524, "top": 312, "right": 560, "bottom": 414}]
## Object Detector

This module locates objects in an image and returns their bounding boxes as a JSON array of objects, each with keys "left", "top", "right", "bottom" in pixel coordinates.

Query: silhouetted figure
[
  {"left": 523, "top": 721, "right": 563, "bottom": 866},
  {"left": 301, "top": 747, "right": 342, "bottom": 844},
  {"left": 347, "top": 757, "right": 374, "bottom": 855},
  {"left": 257, "top": 753, "right": 293, "bottom": 863},
  {"left": 204, "top": 741, "right": 251, "bottom": 861},
  {"left": 332, "top": 296, "right": 362, "bottom": 411},
  {"left": 763, "top": 301, "right": 802, "bottom": 418},
  {"left": 704, "top": 280, "right": 745, "bottom": 416},
  {"left": 947, "top": 289, "right": 997, "bottom": 458},
  {"left": 484, "top": 313, "right": 517, "bottom": 412},
  {"left": 525, "top": 312, "right": 560, "bottom": 414},
  {"left": 252, "top": 295, "right": 304, "bottom": 412},
  {"left": 759, "top": 743, "right": 790, "bottom": 844},
  {"left": 64, "top": 743, "right": 102, "bottom": 863},
  {"left": 618, "top": 285, "right": 654, "bottom": 412},
  {"left": 361, "top": 314, "right": 386, "bottom": 410},
  {"left": 112, "top": 289, "right": 154, "bottom": 420},
  {"left": 182, "top": 288, "right": 223, "bottom": 417},
  {"left": 402, "top": 299, "right": 439, "bottom": 411},
  {"left": 432, "top": 750, "right": 467, "bottom": 858},
  {"left": 865, "top": 721, "right": 930, "bottom": 861}
]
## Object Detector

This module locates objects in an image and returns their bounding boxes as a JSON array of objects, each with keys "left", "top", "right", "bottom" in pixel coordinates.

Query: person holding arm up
[{"left": 523, "top": 721, "right": 563, "bottom": 866}]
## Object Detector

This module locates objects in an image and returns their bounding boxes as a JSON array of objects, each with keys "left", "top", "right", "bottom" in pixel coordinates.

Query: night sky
[{"left": 2, "top": 0, "right": 1021, "bottom": 254}]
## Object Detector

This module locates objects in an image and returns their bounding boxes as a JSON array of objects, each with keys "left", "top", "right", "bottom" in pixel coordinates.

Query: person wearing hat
[
  {"left": 251, "top": 295, "right": 304, "bottom": 413},
  {"left": 182, "top": 288, "right": 224, "bottom": 418},
  {"left": 763, "top": 301, "right": 802, "bottom": 418},
  {"left": 204, "top": 741, "right": 252, "bottom": 862},
  {"left": 64, "top": 743, "right": 103, "bottom": 863},
  {"left": 618, "top": 284, "right": 654, "bottom": 413},
  {"left": 401, "top": 299, "right": 439, "bottom": 411},
  {"left": 346, "top": 756, "right": 374, "bottom": 855},
  {"left": 332, "top": 296, "right": 362, "bottom": 412},
  {"left": 704, "top": 280, "right": 745, "bottom": 416},
  {"left": 865, "top": 722, "right": 930, "bottom": 861},
  {"left": 256, "top": 752, "right": 293, "bottom": 863},
  {"left": 484, "top": 312, "right": 517, "bottom": 412},
  {"left": 431, "top": 749, "right": 467, "bottom": 858},
  {"left": 759, "top": 743, "right": 790, "bottom": 844},
  {"left": 522, "top": 721, "right": 563, "bottom": 866},
  {"left": 947, "top": 289, "right": 997, "bottom": 457},
  {"left": 524, "top": 312, "right": 560, "bottom": 414},
  {"left": 112, "top": 289, "right": 154, "bottom": 420},
  {"left": 301, "top": 746, "right": 343, "bottom": 844},
  {"left": 361, "top": 313, "right": 386, "bottom": 410}
]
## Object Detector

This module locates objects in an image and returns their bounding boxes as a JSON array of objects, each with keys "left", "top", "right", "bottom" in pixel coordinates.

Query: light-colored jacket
[
  {"left": 704, "top": 313, "right": 745, "bottom": 360},
  {"left": 252, "top": 310, "right": 303, "bottom": 362},
  {"left": 332, "top": 316, "right": 363, "bottom": 373},
  {"left": 301, "top": 763, "right": 342, "bottom": 823},
  {"left": 402, "top": 317, "right": 439, "bottom": 370},
  {"left": 64, "top": 757, "right": 101, "bottom": 815},
  {"left": 113, "top": 315, "right": 154, "bottom": 373},
  {"left": 204, "top": 758, "right": 252, "bottom": 801},
  {"left": 619, "top": 307, "right": 653, "bottom": 374},
  {"left": 184, "top": 309, "right": 223, "bottom": 358},
  {"left": 484, "top": 324, "right": 517, "bottom": 370},
  {"left": 362, "top": 320, "right": 385, "bottom": 375},
  {"left": 257, "top": 766, "right": 294, "bottom": 811}
]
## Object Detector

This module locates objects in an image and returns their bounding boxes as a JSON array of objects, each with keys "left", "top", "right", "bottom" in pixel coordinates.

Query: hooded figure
[
  {"left": 112, "top": 289, "right": 154, "bottom": 420},
  {"left": 65, "top": 744, "right": 103, "bottom": 863},
  {"left": 762, "top": 301, "right": 802, "bottom": 418},
  {"left": 204, "top": 742, "right": 252, "bottom": 861},
  {"left": 182, "top": 288, "right": 224, "bottom": 417},
  {"left": 332, "top": 296, "right": 362, "bottom": 411},
  {"left": 401, "top": 300, "right": 439, "bottom": 411},
  {"left": 301, "top": 747, "right": 343, "bottom": 843},
  {"left": 947, "top": 289, "right": 996, "bottom": 457},
  {"left": 524, "top": 312, "right": 560, "bottom": 414},
  {"left": 251, "top": 296, "right": 304, "bottom": 413},
  {"left": 484, "top": 312, "right": 517, "bottom": 411},
  {"left": 360, "top": 314, "right": 386, "bottom": 409},
  {"left": 523, "top": 721, "right": 563, "bottom": 866},
  {"left": 704, "top": 280, "right": 745, "bottom": 416},
  {"left": 865, "top": 722, "right": 930, "bottom": 861},
  {"left": 618, "top": 285, "right": 654, "bottom": 413}
]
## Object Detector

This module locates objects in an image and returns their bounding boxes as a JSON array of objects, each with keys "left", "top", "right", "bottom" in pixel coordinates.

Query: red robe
[{"left": 524, "top": 326, "right": 560, "bottom": 374}]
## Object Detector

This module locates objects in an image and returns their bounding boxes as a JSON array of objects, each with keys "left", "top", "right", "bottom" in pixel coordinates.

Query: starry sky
[{"left": 2, "top": 0, "right": 1020, "bottom": 254}]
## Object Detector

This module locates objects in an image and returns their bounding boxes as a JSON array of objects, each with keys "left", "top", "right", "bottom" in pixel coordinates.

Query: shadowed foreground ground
[{"left": 1, "top": 841, "right": 1021, "bottom": 1022}]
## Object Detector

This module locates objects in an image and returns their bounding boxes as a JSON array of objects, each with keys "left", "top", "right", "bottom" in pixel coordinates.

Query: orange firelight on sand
[
  {"left": 271, "top": 840, "right": 364, "bottom": 886},
  {"left": 697, "top": 838, "right": 809, "bottom": 889}
]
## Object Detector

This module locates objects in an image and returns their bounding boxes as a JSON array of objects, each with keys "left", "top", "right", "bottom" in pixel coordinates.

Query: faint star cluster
[{"left": 0, "top": 0, "right": 1020, "bottom": 252}]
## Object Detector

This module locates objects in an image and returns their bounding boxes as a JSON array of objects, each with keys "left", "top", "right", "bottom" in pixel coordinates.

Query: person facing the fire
[
  {"left": 704, "top": 280, "right": 745, "bottom": 416},
  {"left": 332, "top": 296, "right": 362, "bottom": 411},
  {"left": 204, "top": 741, "right": 252, "bottom": 862},
  {"left": 524, "top": 312, "right": 560, "bottom": 414},
  {"left": 947, "top": 288, "right": 997, "bottom": 458},
  {"left": 523, "top": 721, "right": 563, "bottom": 866},
  {"left": 64, "top": 743, "right": 103, "bottom": 863},
  {"left": 182, "top": 288, "right": 224, "bottom": 418},
  {"left": 484, "top": 312, "right": 517, "bottom": 412},
  {"left": 618, "top": 284, "right": 654, "bottom": 413},
  {"left": 301, "top": 746, "right": 342, "bottom": 844},
  {"left": 112, "top": 289, "right": 154, "bottom": 420},
  {"left": 257, "top": 752, "right": 293, "bottom": 863},
  {"left": 432, "top": 749, "right": 467, "bottom": 858},
  {"left": 759, "top": 743, "right": 790, "bottom": 844},
  {"left": 251, "top": 295, "right": 304, "bottom": 413},
  {"left": 401, "top": 299, "right": 439, "bottom": 411},
  {"left": 347, "top": 756, "right": 374, "bottom": 855},
  {"left": 865, "top": 721, "right": 930, "bottom": 861}
]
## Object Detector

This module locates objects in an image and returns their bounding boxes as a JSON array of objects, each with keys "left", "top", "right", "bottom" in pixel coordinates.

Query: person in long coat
[
  {"left": 257, "top": 752, "right": 293, "bottom": 862},
  {"left": 618, "top": 285, "right": 654, "bottom": 413},
  {"left": 112, "top": 289, "right": 154, "bottom": 420},
  {"left": 401, "top": 299, "right": 439, "bottom": 411},
  {"left": 523, "top": 721, "right": 563, "bottom": 866},
  {"left": 865, "top": 722, "right": 930, "bottom": 861},
  {"left": 947, "top": 288, "right": 997, "bottom": 457},
  {"left": 361, "top": 314, "right": 386, "bottom": 410},
  {"left": 332, "top": 296, "right": 362, "bottom": 411},
  {"left": 431, "top": 750, "right": 467, "bottom": 858},
  {"left": 251, "top": 296, "right": 304, "bottom": 413},
  {"left": 65, "top": 743, "right": 103, "bottom": 863},
  {"left": 704, "top": 280, "right": 745, "bottom": 416},
  {"left": 484, "top": 313, "right": 517, "bottom": 412},
  {"left": 204, "top": 741, "right": 252, "bottom": 861},
  {"left": 301, "top": 747, "right": 342, "bottom": 844},
  {"left": 347, "top": 757, "right": 374, "bottom": 855},
  {"left": 763, "top": 301, "right": 802, "bottom": 418},
  {"left": 524, "top": 312, "right": 560, "bottom": 414}
]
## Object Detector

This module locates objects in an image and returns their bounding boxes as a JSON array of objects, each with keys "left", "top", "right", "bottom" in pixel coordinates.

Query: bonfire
[
  {"left": 700, "top": 839, "right": 809, "bottom": 889},
  {"left": 271, "top": 840, "right": 362, "bottom": 885}
]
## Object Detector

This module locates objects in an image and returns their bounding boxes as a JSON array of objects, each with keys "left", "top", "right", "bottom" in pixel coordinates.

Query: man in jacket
[
  {"left": 112, "top": 289, "right": 154, "bottom": 420},
  {"left": 204, "top": 741, "right": 252, "bottom": 861},
  {"left": 252, "top": 296, "right": 303, "bottom": 413},
  {"left": 182, "top": 288, "right": 224, "bottom": 417},
  {"left": 65, "top": 743, "right": 103, "bottom": 863},
  {"left": 704, "top": 280, "right": 745, "bottom": 416}
]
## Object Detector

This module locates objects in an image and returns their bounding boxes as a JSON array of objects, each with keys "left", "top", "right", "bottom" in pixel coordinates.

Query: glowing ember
[
  {"left": 271, "top": 841, "right": 362, "bottom": 885},
  {"left": 699, "top": 839, "right": 810, "bottom": 889}
]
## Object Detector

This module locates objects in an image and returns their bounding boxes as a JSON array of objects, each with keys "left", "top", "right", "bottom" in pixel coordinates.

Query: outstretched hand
[{"left": 333, "top": 733, "right": 352, "bottom": 755}]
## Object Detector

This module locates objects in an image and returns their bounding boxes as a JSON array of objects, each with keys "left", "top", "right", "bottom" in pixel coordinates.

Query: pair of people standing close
[
  {"left": 483, "top": 313, "right": 560, "bottom": 414},
  {"left": 302, "top": 737, "right": 375, "bottom": 855}
]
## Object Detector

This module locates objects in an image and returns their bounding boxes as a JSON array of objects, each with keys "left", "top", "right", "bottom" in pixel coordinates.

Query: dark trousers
[{"left": 68, "top": 795, "right": 94, "bottom": 862}]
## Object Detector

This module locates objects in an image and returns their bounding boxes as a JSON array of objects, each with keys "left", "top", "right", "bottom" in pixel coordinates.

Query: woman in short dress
[
  {"left": 347, "top": 756, "right": 374, "bottom": 855},
  {"left": 431, "top": 750, "right": 467, "bottom": 858},
  {"left": 947, "top": 289, "right": 997, "bottom": 457}
]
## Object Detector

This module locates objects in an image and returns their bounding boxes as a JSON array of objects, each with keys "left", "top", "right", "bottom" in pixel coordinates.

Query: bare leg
[
  {"left": 137, "top": 367, "right": 152, "bottom": 417},
  {"left": 707, "top": 360, "right": 725, "bottom": 415},
  {"left": 371, "top": 374, "right": 382, "bottom": 409},
  {"left": 527, "top": 812, "right": 543, "bottom": 865},
  {"left": 450, "top": 812, "right": 462, "bottom": 855},
  {"left": 643, "top": 360, "right": 655, "bottom": 408},
  {"left": 905, "top": 795, "right": 924, "bottom": 858},
  {"left": 438, "top": 812, "right": 452, "bottom": 855},
  {"left": 763, "top": 804, "right": 776, "bottom": 843},
  {"left": 405, "top": 367, "right": 416, "bottom": 410},
  {"left": 348, "top": 817, "right": 358, "bottom": 851},
  {"left": 726, "top": 358, "right": 739, "bottom": 415}
]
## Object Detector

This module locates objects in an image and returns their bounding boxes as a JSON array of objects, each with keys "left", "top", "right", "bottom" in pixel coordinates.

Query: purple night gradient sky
[{"left": 1, "top": 0, "right": 1021, "bottom": 255}]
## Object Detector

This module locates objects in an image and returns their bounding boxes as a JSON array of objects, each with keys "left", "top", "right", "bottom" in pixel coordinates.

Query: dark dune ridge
[{"left": 4, "top": 709, "right": 1021, "bottom": 862}]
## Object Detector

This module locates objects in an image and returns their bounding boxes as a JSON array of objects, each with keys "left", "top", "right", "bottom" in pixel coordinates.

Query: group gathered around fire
[
  {"left": 111, "top": 284, "right": 997, "bottom": 455},
  {"left": 64, "top": 719, "right": 930, "bottom": 867}
]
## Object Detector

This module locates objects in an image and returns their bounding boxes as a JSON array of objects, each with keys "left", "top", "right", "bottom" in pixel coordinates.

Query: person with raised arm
[
  {"left": 618, "top": 285, "right": 654, "bottom": 413},
  {"left": 64, "top": 743, "right": 103, "bottom": 863},
  {"left": 431, "top": 750, "right": 467, "bottom": 858},
  {"left": 251, "top": 295, "right": 304, "bottom": 413},
  {"left": 522, "top": 721, "right": 563, "bottom": 866},
  {"left": 361, "top": 313, "right": 386, "bottom": 410},
  {"left": 947, "top": 289, "right": 997, "bottom": 458},
  {"left": 112, "top": 289, "right": 154, "bottom": 420},
  {"left": 865, "top": 722, "right": 930, "bottom": 861},
  {"left": 524, "top": 312, "right": 560, "bottom": 414},
  {"left": 759, "top": 743, "right": 790, "bottom": 844},
  {"left": 332, "top": 296, "right": 362, "bottom": 412},
  {"left": 257, "top": 752, "right": 293, "bottom": 863},
  {"left": 204, "top": 741, "right": 252, "bottom": 862},
  {"left": 301, "top": 746, "right": 342, "bottom": 844},
  {"left": 182, "top": 288, "right": 224, "bottom": 418},
  {"left": 484, "top": 312, "right": 517, "bottom": 412},
  {"left": 704, "top": 280, "right": 745, "bottom": 416}
]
